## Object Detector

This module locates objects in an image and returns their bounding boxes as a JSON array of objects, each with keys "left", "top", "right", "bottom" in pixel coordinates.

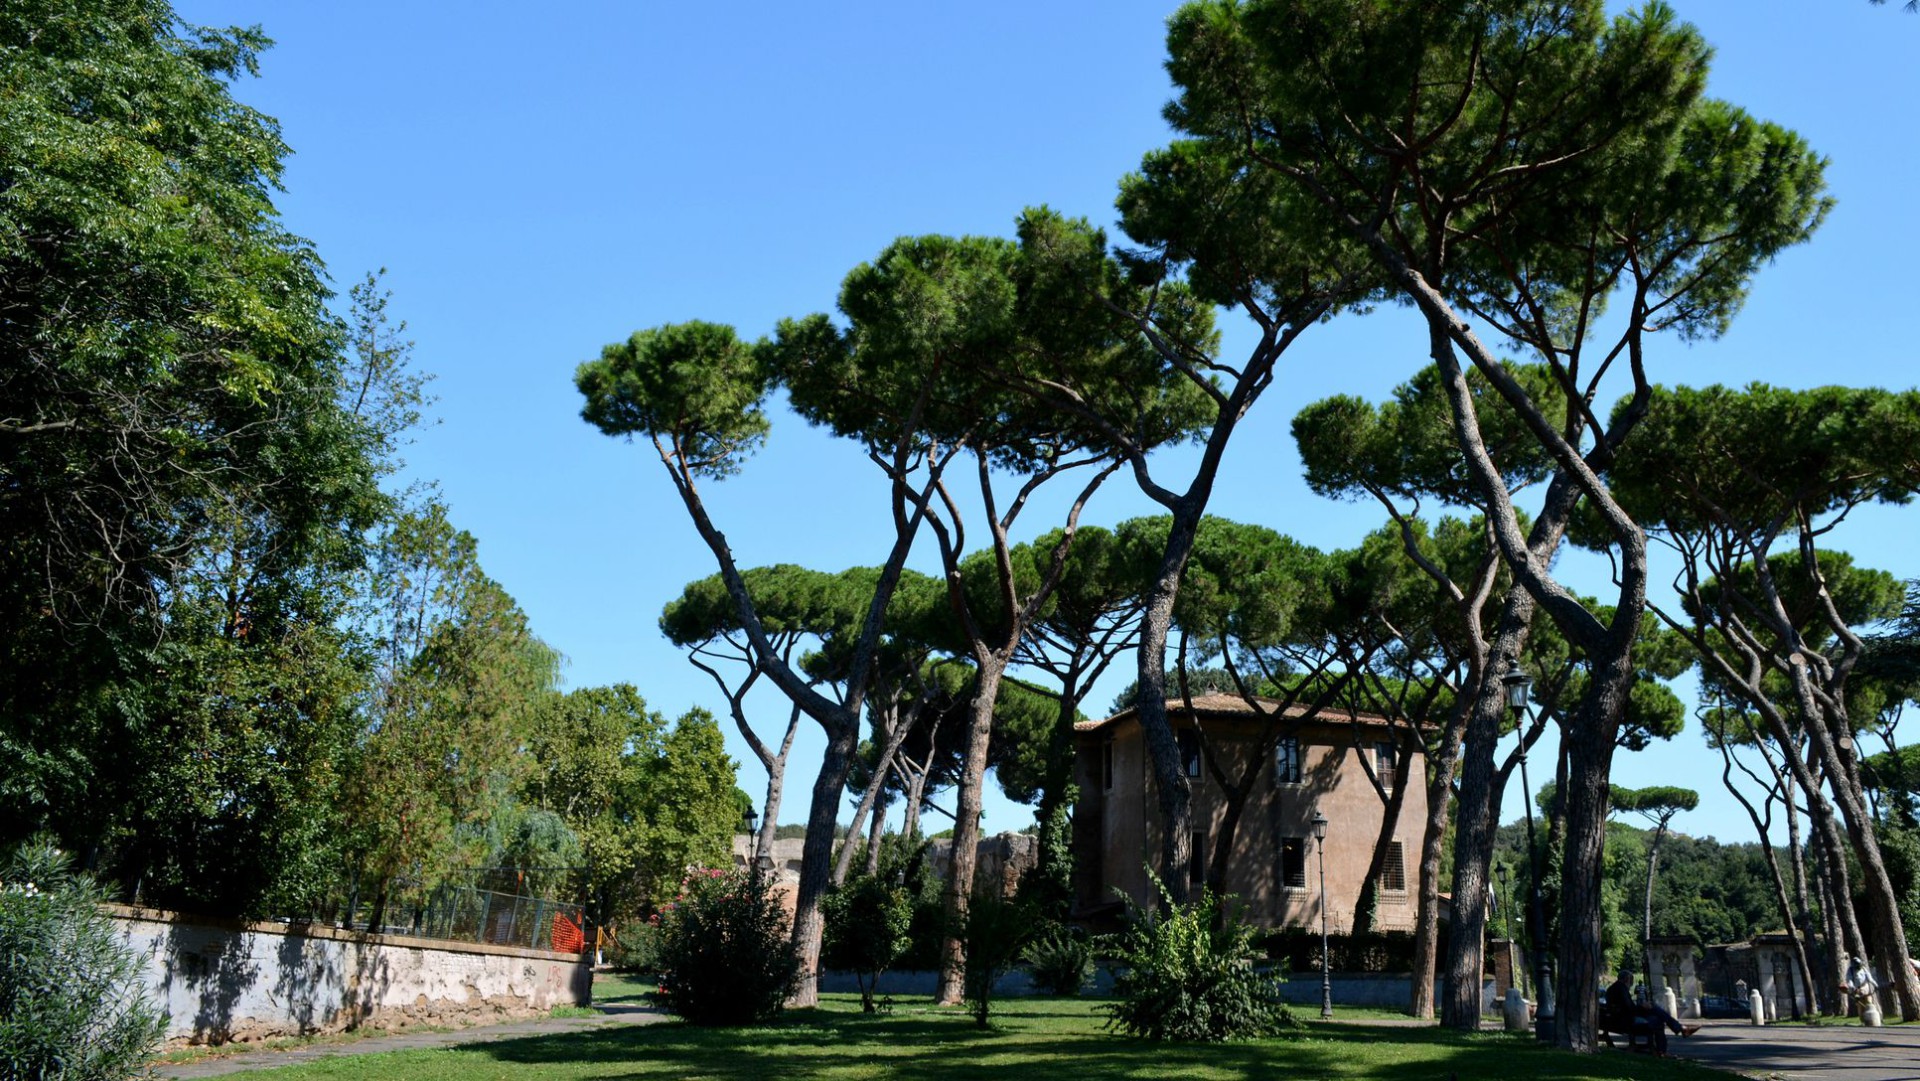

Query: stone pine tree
[
  {"left": 1158, "top": 0, "right": 1829, "bottom": 1047},
  {"left": 1011, "top": 156, "right": 1374, "bottom": 906},
  {"left": 1604, "top": 382, "right": 1920, "bottom": 1019},
  {"left": 1609, "top": 784, "right": 1698, "bottom": 990},
  {"left": 578, "top": 323, "right": 947, "bottom": 1005},
  {"left": 763, "top": 218, "right": 1211, "bottom": 1003}
]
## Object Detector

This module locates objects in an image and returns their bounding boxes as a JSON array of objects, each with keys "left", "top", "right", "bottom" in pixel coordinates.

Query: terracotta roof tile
[{"left": 1073, "top": 693, "right": 1406, "bottom": 734}]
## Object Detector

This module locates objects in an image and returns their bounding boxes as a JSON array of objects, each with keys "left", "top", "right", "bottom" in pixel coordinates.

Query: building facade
[{"left": 1071, "top": 694, "right": 1428, "bottom": 933}]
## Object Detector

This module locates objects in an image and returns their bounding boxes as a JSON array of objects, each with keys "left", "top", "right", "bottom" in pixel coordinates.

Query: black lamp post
[
  {"left": 1312, "top": 808, "right": 1331, "bottom": 1020},
  {"left": 1501, "top": 661, "right": 1555, "bottom": 1040},
  {"left": 741, "top": 804, "right": 760, "bottom": 861},
  {"left": 1496, "top": 862, "right": 1521, "bottom": 998}
]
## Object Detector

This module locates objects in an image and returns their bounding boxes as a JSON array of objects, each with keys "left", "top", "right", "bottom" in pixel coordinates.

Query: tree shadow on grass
[{"left": 476, "top": 1008, "right": 1733, "bottom": 1081}]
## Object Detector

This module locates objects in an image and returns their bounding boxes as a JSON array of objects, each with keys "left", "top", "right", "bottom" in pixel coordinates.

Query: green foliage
[
  {"left": 1106, "top": 879, "right": 1294, "bottom": 1042},
  {"left": 575, "top": 321, "right": 773, "bottom": 479},
  {"left": 822, "top": 875, "right": 913, "bottom": 1012},
  {"left": 1024, "top": 927, "right": 1095, "bottom": 997},
  {"left": 654, "top": 867, "right": 800, "bottom": 1026},
  {"left": 0, "top": 0, "right": 410, "bottom": 917},
  {"left": 961, "top": 891, "right": 1034, "bottom": 1028},
  {"left": 342, "top": 504, "right": 561, "bottom": 926},
  {"left": 609, "top": 919, "right": 662, "bottom": 975},
  {"left": 0, "top": 839, "right": 165, "bottom": 1080},
  {"left": 523, "top": 686, "right": 739, "bottom": 925}
]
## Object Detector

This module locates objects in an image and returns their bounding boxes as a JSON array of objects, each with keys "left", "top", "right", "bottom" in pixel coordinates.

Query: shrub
[
  {"left": 822, "top": 875, "right": 912, "bottom": 1013},
  {"left": 962, "top": 891, "right": 1033, "bottom": 1028},
  {"left": 609, "top": 917, "right": 663, "bottom": 974},
  {"left": 1106, "top": 877, "right": 1294, "bottom": 1041},
  {"left": 654, "top": 866, "right": 799, "bottom": 1025},
  {"left": 1024, "top": 926, "right": 1095, "bottom": 997},
  {"left": 1, "top": 838, "right": 166, "bottom": 1080}
]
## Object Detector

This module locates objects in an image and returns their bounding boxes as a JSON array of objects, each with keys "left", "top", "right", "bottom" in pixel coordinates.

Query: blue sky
[{"left": 175, "top": 1, "right": 1918, "bottom": 844}]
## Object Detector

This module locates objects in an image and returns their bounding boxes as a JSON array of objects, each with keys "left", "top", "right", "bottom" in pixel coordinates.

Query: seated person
[{"left": 1604, "top": 969, "right": 1699, "bottom": 1054}]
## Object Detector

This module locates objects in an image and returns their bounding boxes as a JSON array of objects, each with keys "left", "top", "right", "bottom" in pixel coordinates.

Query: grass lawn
[{"left": 233, "top": 988, "right": 1741, "bottom": 1081}]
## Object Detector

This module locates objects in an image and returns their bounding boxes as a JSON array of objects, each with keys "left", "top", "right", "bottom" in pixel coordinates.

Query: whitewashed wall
[{"left": 105, "top": 904, "right": 591, "bottom": 1044}]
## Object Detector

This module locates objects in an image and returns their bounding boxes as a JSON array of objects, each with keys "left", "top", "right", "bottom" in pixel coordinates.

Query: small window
[
  {"left": 1190, "top": 830, "right": 1207, "bottom": 885},
  {"left": 1102, "top": 741, "right": 1115, "bottom": 790},
  {"left": 1179, "top": 729, "right": 1202, "bottom": 778},
  {"left": 1274, "top": 736, "right": 1301, "bottom": 785},
  {"left": 1378, "top": 841, "right": 1406, "bottom": 894},
  {"left": 1280, "top": 837, "right": 1307, "bottom": 890},
  {"left": 1375, "top": 741, "right": 1397, "bottom": 793}
]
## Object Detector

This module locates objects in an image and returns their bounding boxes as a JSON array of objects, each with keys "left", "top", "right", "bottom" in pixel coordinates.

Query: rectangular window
[
  {"left": 1375, "top": 741, "right": 1397, "bottom": 793},
  {"left": 1280, "top": 837, "right": 1307, "bottom": 890},
  {"left": 1102, "top": 741, "right": 1114, "bottom": 790},
  {"left": 1378, "top": 841, "right": 1407, "bottom": 894},
  {"left": 1180, "top": 729, "right": 1202, "bottom": 778},
  {"left": 1274, "top": 736, "right": 1301, "bottom": 785},
  {"left": 1190, "top": 830, "right": 1207, "bottom": 886}
]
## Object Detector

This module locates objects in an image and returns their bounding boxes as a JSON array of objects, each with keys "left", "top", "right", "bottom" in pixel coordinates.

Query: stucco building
[{"left": 1072, "top": 694, "right": 1428, "bottom": 932}]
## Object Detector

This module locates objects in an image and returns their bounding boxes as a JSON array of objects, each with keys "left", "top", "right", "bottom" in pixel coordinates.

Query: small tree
[
  {"left": 960, "top": 890, "right": 1032, "bottom": 1028},
  {"left": 1, "top": 839, "right": 165, "bottom": 1080},
  {"left": 822, "top": 875, "right": 913, "bottom": 1013}
]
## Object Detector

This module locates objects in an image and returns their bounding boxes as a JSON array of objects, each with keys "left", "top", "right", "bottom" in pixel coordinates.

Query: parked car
[{"left": 1697, "top": 994, "right": 1750, "bottom": 1019}]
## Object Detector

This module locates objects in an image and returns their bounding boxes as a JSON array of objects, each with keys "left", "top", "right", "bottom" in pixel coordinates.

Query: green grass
[{"left": 230, "top": 992, "right": 1740, "bottom": 1081}]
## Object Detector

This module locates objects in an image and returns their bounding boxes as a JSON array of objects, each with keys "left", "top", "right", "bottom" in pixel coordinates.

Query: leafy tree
[
  {"left": 0, "top": 2, "right": 447, "bottom": 921},
  {"left": 523, "top": 684, "right": 739, "bottom": 927},
  {"left": 1605, "top": 382, "right": 1920, "bottom": 1016},
  {"left": 821, "top": 874, "right": 913, "bottom": 1013},
  {"left": 581, "top": 317, "right": 955, "bottom": 1006},
  {"left": 1610, "top": 784, "right": 1698, "bottom": 985},
  {"left": 1164, "top": 0, "right": 1827, "bottom": 1047},
  {"left": 767, "top": 217, "right": 1212, "bottom": 1003},
  {"left": 340, "top": 505, "right": 560, "bottom": 931}
]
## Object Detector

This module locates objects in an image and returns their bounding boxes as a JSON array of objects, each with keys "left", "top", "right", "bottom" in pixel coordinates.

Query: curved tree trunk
[{"left": 789, "top": 724, "right": 858, "bottom": 1007}]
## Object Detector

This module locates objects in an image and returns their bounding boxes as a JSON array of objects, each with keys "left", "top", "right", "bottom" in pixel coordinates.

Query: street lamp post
[
  {"left": 1502, "top": 662, "right": 1556, "bottom": 1041},
  {"left": 741, "top": 805, "right": 761, "bottom": 861},
  {"left": 1312, "top": 809, "right": 1331, "bottom": 1020},
  {"left": 1496, "top": 862, "right": 1522, "bottom": 998}
]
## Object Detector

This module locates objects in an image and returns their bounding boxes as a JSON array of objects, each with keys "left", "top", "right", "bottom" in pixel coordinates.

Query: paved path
[
  {"left": 1667, "top": 1019, "right": 1920, "bottom": 1081},
  {"left": 156, "top": 1003, "right": 669, "bottom": 1079}
]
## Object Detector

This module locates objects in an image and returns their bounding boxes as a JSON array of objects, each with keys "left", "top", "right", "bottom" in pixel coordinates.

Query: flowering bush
[
  {"left": 654, "top": 866, "right": 799, "bottom": 1025},
  {"left": 1, "top": 838, "right": 165, "bottom": 1079}
]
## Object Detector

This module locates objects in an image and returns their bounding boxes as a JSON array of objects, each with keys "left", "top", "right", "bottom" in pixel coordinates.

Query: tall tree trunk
[
  {"left": 789, "top": 724, "right": 858, "bottom": 1007},
  {"left": 834, "top": 705, "right": 916, "bottom": 887},
  {"left": 754, "top": 705, "right": 802, "bottom": 863},
  {"left": 865, "top": 789, "right": 889, "bottom": 878},
  {"left": 1136, "top": 519, "right": 1200, "bottom": 906},
  {"left": 1717, "top": 734, "right": 1823, "bottom": 1015},
  {"left": 935, "top": 659, "right": 1007, "bottom": 1005},
  {"left": 1553, "top": 647, "right": 1635, "bottom": 1053},
  {"left": 1443, "top": 599, "right": 1538, "bottom": 1030},
  {"left": 1411, "top": 703, "right": 1468, "bottom": 1019}
]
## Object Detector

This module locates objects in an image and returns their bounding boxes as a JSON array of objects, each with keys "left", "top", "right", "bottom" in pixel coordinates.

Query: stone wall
[{"left": 106, "top": 904, "right": 592, "bottom": 1045}]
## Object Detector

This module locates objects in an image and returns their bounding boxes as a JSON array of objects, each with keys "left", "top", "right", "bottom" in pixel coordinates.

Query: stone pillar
[
  {"left": 1504, "top": 988, "right": 1530, "bottom": 1032},
  {"left": 1749, "top": 988, "right": 1766, "bottom": 1026}
]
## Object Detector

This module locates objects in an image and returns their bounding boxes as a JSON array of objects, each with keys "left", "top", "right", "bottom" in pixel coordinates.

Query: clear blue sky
[{"left": 175, "top": 1, "right": 1918, "bottom": 844}]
